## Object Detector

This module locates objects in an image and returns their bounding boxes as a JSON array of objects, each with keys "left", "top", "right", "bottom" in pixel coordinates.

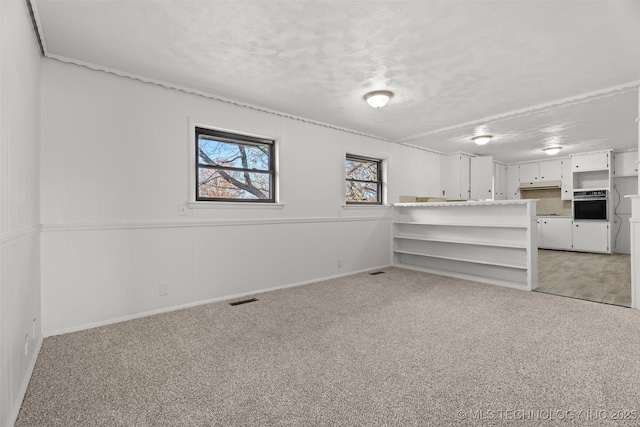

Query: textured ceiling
[{"left": 33, "top": 0, "right": 640, "bottom": 162}]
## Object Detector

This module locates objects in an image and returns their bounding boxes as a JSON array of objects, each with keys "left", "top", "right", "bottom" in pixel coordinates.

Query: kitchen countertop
[{"left": 537, "top": 215, "right": 571, "bottom": 218}]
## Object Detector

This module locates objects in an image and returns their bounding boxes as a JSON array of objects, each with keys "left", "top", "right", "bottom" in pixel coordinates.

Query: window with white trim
[
  {"left": 196, "top": 127, "right": 275, "bottom": 202},
  {"left": 345, "top": 154, "right": 383, "bottom": 204}
]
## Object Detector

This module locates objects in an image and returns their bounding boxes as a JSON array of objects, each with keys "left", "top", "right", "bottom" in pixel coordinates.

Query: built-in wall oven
[{"left": 573, "top": 190, "right": 608, "bottom": 220}]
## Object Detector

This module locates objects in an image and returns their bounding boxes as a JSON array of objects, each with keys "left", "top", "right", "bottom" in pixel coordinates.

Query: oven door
[{"left": 574, "top": 199, "right": 607, "bottom": 220}]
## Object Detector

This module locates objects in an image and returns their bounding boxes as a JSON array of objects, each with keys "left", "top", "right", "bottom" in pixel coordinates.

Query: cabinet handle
[{"left": 576, "top": 224, "right": 579, "bottom": 227}]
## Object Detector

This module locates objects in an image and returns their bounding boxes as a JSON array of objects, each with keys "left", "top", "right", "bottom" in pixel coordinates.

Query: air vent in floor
[
  {"left": 229, "top": 298, "right": 258, "bottom": 306},
  {"left": 369, "top": 271, "right": 386, "bottom": 275}
]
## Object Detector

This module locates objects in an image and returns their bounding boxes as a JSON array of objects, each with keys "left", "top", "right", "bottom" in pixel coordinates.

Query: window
[
  {"left": 345, "top": 155, "right": 383, "bottom": 204},
  {"left": 196, "top": 127, "right": 275, "bottom": 202}
]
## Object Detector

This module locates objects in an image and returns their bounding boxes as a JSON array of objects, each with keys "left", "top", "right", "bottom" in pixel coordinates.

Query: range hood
[{"left": 519, "top": 180, "right": 562, "bottom": 190}]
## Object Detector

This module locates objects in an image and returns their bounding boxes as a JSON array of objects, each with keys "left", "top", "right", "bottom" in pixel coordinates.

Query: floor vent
[
  {"left": 369, "top": 271, "right": 386, "bottom": 276},
  {"left": 229, "top": 298, "right": 258, "bottom": 306}
]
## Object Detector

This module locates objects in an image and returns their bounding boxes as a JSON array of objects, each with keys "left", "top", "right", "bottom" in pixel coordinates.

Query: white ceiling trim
[
  {"left": 398, "top": 82, "right": 640, "bottom": 144},
  {"left": 44, "top": 52, "right": 397, "bottom": 144}
]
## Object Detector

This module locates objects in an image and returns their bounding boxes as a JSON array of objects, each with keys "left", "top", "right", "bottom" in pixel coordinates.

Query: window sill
[
  {"left": 188, "top": 201, "right": 285, "bottom": 210},
  {"left": 342, "top": 204, "right": 391, "bottom": 210}
]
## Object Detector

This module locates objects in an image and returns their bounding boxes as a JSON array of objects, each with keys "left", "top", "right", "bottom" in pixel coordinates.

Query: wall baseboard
[
  {"left": 8, "top": 335, "right": 43, "bottom": 427},
  {"left": 43, "top": 264, "right": 392, "bottom": 338}
]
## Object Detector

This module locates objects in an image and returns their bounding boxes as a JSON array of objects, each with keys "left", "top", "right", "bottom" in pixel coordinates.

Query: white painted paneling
[
  {"left": 0, "top": 1, "right": 42, "bottom": 425},
  {"left": 613, "top": 176, "right": 638, "bottom": 254},
  {"left": 40, "top": 60, "right": 438, "bottom": 335}
]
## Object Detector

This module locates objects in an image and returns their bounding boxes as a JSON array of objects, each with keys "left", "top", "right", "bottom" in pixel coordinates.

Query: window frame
[
  {"left": 195, "top": 126, "right": 276, "bottom": 203},
  {"left": 345, "top": 154, "right": 384, "bottom": 205}
]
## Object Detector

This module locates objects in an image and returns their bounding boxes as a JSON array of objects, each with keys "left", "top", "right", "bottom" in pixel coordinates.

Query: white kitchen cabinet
[
  {"left": 519, "top": 162, "right": 539, "bottom": 184},
  {"left": 572, "top": 221, "right": 610, "bottom": 253},
  {"left": 560, "top": 159, "right": 572, "bottom": 200},
  {"left": 614, "top": 150, "right": 638, "bottom": 177},
  {"left": 573, "top": 150, "right": 612, "bottom": 191},
  {"left": 443, "top": 153, "right": 471, "bottom": 200},
  {"left": 470, "top": 156, "right": 494, "bottom": 200},
  {"left": 494, "top": 163, "right": 507, "bottom": 200},
  {"left": 539, "top": 217, "right": 572, "bottom": 250},
  {"left": 572, "top": 151, "right": 610, "bottom": 172},
  {"left": 539, "top": 159, "right": 562, "bottom": 181},
  {"left": 506, "top": 165, "right": 520, "bottom": 199}
]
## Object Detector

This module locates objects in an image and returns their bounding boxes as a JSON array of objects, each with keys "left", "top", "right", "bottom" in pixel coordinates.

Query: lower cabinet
[
  {"left": 573, "top": 221, "right": 610, "bottom": 253},
  {"left": 537, "top": 218, "right": 610, "bottom": 253},
  {"left": 539, "top": 218, "right": 572, "bottom": 250}
]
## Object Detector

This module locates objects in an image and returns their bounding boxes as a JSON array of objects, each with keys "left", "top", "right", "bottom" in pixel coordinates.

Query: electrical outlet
[
  {"left": 160, "top": 283, "right": 168, "bottom": 296},
  {"left": 25, "top": 334, "right": 29, "bottom": 356},
  {"left": 338, "top": 258, "right": 343, "bottom": 268}
]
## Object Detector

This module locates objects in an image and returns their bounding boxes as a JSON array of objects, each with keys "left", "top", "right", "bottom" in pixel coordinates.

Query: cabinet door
[
  {"left": 460, "top": 154, "right": 471, "bottom": 200},
  {"left": 572, "top": 151, "right": 610, "bottom": 171},
  {"left": 493, "top": 163, "right": 507, "bottom": 200},
  {"left": 470, "top": 156, "right": 493, "bottom": 200},
  {"left": 540, "top": 218, "right": 572, "bottom": 250},
  {"left": 444, "top": 154, "right": 470, "bottom": 200},
  {"left": 539, "top": 159, "right": 562, "bottom": 181},
  {"left": 506, "top": 165, "right": 520, "bottom": 199},
  {"left": 519, "top": 163, "right": 539, "bottom": 183},
  {"left": 613, "top": 151, "right": 638, "bottom": 177},
  {"left": 537, "top": 219, "right": 543, "bottom": 247},
  {"left": 443, "top": 154, "right": 460, "bottom": 200},
  {"left": 560, "top": 159, "right": 573, "bottom": 200},
  {"left": 572, "top": 222, "right": 609, "bottom": 253}
]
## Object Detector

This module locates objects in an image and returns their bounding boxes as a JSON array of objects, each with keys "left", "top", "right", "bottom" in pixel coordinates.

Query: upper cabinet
[
  {"left": 518, "top": 159, "right": 562, "bottom": 184},
  {"left": 613, "top": 150, "right": 638, "bottom": 177},
  {"left": 560, "top": 159, "right": 572, "bottom": 200},
  {"left": 519, "top": 163, "right": 539, "bottom": 183},
  {"left": 572, "top": 150, "right": 612, "bottom": 191},
  {"left": 572, "top": 151, "right": 610, "bottom": 172},
  {"left": 539, "top": 159, "right": 562, "bottom": 181}
]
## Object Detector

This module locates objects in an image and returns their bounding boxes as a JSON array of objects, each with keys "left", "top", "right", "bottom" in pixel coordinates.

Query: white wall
[
  {"left": 40, "top": 60, "right": 441, "bottom": 335},
  {"left": 0, "top": 1, "right": 42, "bottom": 426},
  {"left": 613, "top": 176, "right": 638, "bottom": 254}
]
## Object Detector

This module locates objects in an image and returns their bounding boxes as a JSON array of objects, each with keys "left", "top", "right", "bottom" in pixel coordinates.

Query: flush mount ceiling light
[
  {"left": 364, "top": 90, "right": 393, "bottom": 108},
  {"left": 543, "top": 146, "right": 563, "bottom": 155},
  {"left": 471, "top": 134, "right": 493, "bottom": 145}
]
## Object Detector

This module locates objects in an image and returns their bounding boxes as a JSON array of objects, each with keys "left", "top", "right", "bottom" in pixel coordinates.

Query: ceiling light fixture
[
  {"left": 471, "top": 134, "right": 493, "bottom": 145},
  {"left": 364, "top": 90, "right": 394, "bottom": 108},
  {"left": 543, "top": 146, "right": 563, "bottom": 155}
]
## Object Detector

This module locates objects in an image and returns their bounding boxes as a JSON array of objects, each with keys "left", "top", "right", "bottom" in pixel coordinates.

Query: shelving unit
[{"left": 393, "top": 200, "right": 538, "bottom": 291}]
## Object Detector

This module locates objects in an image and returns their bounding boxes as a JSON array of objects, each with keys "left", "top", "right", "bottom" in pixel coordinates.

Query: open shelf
[
  {"left": 393, "top": 235, "right": 527, "bottom": 249},
  {"left": 392, "top": 201, "right": 537, "bottom": 291},
  {"left": 393, "top": 249, "right": 527, "bottom": 270},
  {"left": 394, "top": 221, "right": 528, "bottom": 229}
]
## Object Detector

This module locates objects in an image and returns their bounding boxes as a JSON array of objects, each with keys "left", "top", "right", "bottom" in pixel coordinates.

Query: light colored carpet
[
  {"left": 537, "top": 249, "right": 632, "bottom": 307},
  {"left": 16, "top": 268, "right": 640, "bottom": 426}
]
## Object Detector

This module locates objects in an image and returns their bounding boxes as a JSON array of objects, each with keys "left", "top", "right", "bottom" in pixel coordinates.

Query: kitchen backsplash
[{"left": 520, "top": 188, "right": 572, "bottom": 216}]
